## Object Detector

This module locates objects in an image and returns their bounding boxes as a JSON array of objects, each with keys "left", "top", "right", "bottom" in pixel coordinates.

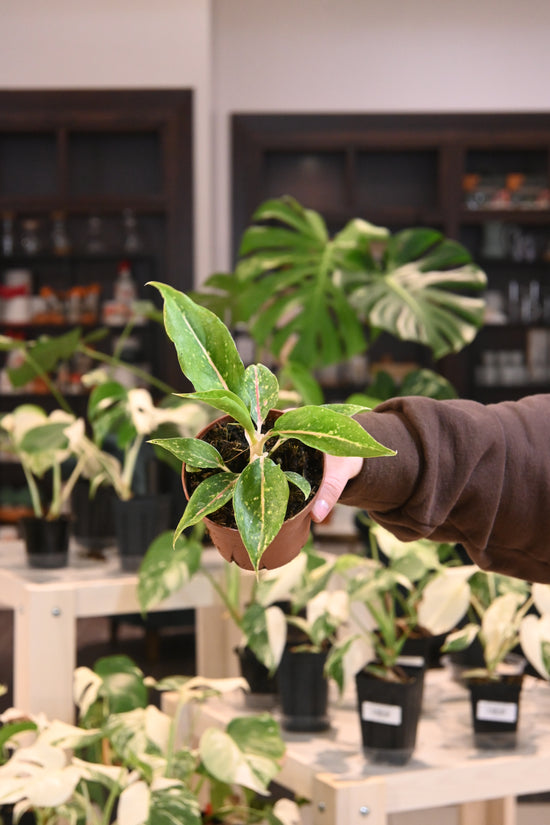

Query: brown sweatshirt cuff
[{"left": 340, "top": 409, "right": 422, "bottom": 512}]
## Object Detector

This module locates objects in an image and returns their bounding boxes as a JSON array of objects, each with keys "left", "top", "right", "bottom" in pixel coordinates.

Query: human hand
[{"left": 311, "top": 453, "right": 364, "bottom": 523}]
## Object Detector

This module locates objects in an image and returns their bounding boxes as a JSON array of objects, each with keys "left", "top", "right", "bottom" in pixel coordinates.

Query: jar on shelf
[
  {"left": 85, "top": 215, "right": 106, "bottom": 254},
  {"left": 51, "top": 210, "right": 71, "bottom": 256},
  {"left": 122, "top": 208, "right": 142, "bottom": 253},
  {"left": 1, "top": 210, "right": 15, "bottom": 256},
  {"left": 20, "top": 218, "right": 42, "bottom": 255}
]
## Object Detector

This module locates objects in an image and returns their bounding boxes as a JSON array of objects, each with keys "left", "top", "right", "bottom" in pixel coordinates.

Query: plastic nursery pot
[
  {"left": 355, "top": 666, "right": 425, "bottom": 765},
  {"left": 113, "top": 494, "right": 171, "bottom": 572},
  {"left": 466, "top": 673, "right": 524, "bottom": 750},
  {"left": 19, "top": 515, "right": 71, "bottom": 569},
  {"left": 277, "top": 645, "right": 331, "bottom": 733},
  {"left": 234, "top": 645, "right": 278, "bottom": 709},
  {"left": 182, "top": 413, "right": 326, "bottom": 571}
]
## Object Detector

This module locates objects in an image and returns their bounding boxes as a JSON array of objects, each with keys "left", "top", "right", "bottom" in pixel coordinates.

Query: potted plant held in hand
[{"left": 147, "top": 283, "right": 395, "bottom": 572}]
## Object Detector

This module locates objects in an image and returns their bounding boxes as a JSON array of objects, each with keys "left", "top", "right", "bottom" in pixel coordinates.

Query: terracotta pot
[{"left": 182, "top": 413, "right": 326, "bottom": 570}]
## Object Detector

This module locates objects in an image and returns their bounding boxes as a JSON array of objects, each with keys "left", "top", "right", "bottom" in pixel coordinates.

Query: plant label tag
[
  {"left": 476, "top": 699, "right": 518, "bottom": 723},
  {"left": 361, "top": 700, "right": 402, "bottom": 727},
  {"left": 396, "top": 655, "right": 425, "bottom": 668}
]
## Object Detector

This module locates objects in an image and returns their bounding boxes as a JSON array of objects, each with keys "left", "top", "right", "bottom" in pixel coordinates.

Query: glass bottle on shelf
[
  {"left": 85, "top": 215, "right": 105, "bottom": 254},
  {"left": 51, "top": 210, "right": 71, "bottom": 256},
  {"left": 122, "top": 208, "right": 142, "bottom": 253},
  {"left": 1, "top": 210, "right": 15, "bottom": 256},
  {"left": 20, "top": 218, "right": 42, "bottom": 255}
]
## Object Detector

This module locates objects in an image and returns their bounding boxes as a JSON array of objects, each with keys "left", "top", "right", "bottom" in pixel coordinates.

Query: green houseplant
[
  {"left": 147, "top": 283, "right": 395, "bottom": 572},
  {"left": 326, "top": 525, "right": 474, "bottom": 764},
  {"left": 441, "top": 570, "right": 534, "bottom": 747},
  {"left": 194, "top": 195, "right": 487, "bottom": 401},
  {"left": 0, "top": 655, "right": 300, "bottom": 825},
  {"left": 0, "top": 404, "right": 118, "bottom": 568},
  {"left": 83, "top": 376, "right": 210, "bottom": 570}
]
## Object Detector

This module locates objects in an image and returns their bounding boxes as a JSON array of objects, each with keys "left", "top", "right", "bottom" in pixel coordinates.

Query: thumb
[{"left": 311, "top": 454, "right": 363, "bottom": 523}]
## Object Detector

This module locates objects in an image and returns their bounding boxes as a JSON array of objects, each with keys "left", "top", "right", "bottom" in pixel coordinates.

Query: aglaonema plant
[{"left": 147, "top": 283, "right": 395, "bottom": 572}]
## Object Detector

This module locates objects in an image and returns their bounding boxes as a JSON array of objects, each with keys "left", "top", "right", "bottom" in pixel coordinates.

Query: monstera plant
[{"left": 195, "top": 196, "right": 487, "bottom": 389}]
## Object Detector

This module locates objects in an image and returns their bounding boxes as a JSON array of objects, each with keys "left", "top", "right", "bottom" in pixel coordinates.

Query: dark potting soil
[{"left": 184, "top": 413, "right": 324, "bottom": 529}]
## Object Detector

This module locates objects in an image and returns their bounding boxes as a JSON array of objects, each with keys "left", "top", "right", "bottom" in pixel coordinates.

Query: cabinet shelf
[{"left": 232, "top": 112, "right": 550, "bottom": 403}]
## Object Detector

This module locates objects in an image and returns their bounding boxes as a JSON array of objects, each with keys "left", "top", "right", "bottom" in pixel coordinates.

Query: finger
[{"left": 312, "top": 454, "right": 363, "bottom": 522}]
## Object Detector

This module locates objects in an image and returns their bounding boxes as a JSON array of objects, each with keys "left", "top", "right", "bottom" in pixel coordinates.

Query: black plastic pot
[
  {"left": 467, "top": 674, "right": 524, "bottom": 749},
  {"left": 113, "top": 494, "right": 171, "bottom": 572},
  {"left": 277, "top": 646, "right": 330, "bottom": 732},
  {"left": 355, "top": 667, "right": 424, "bottom": 765},
  {"left": 71, "top": 480, "right": 116, "bottom": 553},
  {"left": 19, "top": 515, "right": 71, "bottom": 569},
  {"left": 235, "top": 645, "right": 278, "bottom": 708}
]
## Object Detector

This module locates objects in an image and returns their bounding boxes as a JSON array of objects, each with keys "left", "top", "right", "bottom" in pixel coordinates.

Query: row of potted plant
[{"left": 137, "top": 521, "right": 550, "bottom": 764}]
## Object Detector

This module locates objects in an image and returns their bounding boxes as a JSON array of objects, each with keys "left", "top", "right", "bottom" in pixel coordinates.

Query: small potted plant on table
[
  {"left": 330, "top": 526, "right": 474, "bottom": 764},
  {"left": 442, "top": 570, "right": 533, "bottom": 749},
  {"left": 0, "top": 404, "right": 115, "bottom": 568}
]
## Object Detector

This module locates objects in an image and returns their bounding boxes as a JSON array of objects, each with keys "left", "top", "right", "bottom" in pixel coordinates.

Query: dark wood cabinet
[
  {"left": 0, "top": 88, "right": 193, "bottom": 390},
  {"left": 232, "top": 113, "right": 550, "bottom": 402},
  {"left": 0, "top": 90, "right": 194, "bottom": 522}
]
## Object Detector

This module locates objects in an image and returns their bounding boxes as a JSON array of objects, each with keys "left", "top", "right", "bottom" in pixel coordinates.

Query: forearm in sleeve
[{"left": 341, "top": 394, "right": 550, "bottom": 582}]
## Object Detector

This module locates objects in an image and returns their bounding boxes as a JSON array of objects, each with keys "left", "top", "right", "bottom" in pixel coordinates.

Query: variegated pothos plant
[{"left": 148, "top": 284, "right": 395, "bottom": 571}]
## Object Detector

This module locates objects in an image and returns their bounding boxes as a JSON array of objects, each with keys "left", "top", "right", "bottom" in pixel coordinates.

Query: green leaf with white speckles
[
  {"left": 273, "top": 406, "right": 396, "bottom": 457},
  {"left": 175, "top": 472, "right": 238, "bottom": 541},
  {"left": 148, "top": 281, "right": 245, "bottom": 393},
  {"left": 240, "top": 364, "right": 279, "bottom": 428},
  {"left": 149, "top": 436, "right": 226, "bottom": 469},
  {"left": 234, "top": 456, "right": 289, "bottom": 571},
  {"left": 177, "top": 389, "right": 255, "bottom": 436},
  {"left": 284, "top": 471, "right": 311, "bottom": 500}
]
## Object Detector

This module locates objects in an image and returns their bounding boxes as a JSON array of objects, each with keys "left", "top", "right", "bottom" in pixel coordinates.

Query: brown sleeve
[{"left": 340, "top": 394, "right": 550, "bottom": 583}]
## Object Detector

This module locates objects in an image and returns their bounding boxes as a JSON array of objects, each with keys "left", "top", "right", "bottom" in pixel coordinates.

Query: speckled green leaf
[
  {"left": 284, "top": 471, "right": 311, "bottom": 500},
  {"left": 175, "top": 472, "right": 238, "bottom": 541},
  {"left": 240, "top": 364, "right": 279, "bottom": 427},
  {"left": 149, "top": 436, "right": 226, "bottom": 469},
  {"left": 234, "top": 457, "right": 289, "bottom": 570},
  {"left": 148, "top": 281, "right": 245, "bottom": 393},
  {"left": 274, "top": 406, "right": 396, "bottom": 457},
  {"left": 177, "top": 389, "right": 254, "bottom": 436}
]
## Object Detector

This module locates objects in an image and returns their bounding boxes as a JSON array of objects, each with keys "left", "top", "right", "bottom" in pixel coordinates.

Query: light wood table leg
[
  {"left": 13, "top": 586, "right": 77, "bottom": 722},
  {"left": 459, "top": 796, "right": 516, "bottom": 825},
  {"left": 195, "top": 604, "right": 241, "bottom": 678}
]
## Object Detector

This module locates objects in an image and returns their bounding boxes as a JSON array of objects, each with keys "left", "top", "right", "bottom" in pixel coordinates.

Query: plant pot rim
[{"left": 182, "top": 411, "right": 327, "bottom": 571}]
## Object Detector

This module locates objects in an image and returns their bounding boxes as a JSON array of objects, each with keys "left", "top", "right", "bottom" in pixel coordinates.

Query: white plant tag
[
  {"left": 361, "top": 700, "right": 402, "bottom": 727},
  {"left": 476, "top": 699, "right": 518, "bottom": 723},
  {"left": 396, "top": 655, "right": 425, "bottom": 668}
]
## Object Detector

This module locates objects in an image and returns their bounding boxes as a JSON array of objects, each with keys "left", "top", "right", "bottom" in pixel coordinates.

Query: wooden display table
[
  {"left": 171, "top": 668, "right": 550, "bottom": 825},
  {"left": 0, "top": 539, "right": 246, "bottom": 722}
]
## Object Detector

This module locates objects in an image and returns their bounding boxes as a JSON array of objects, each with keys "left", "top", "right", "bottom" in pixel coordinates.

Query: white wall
[
  {"left": 2, "top": 0, "right": 550, "bottom": 281},
  {"left": 0, "top": 0, "right": 213, "bottom": 284},
  {"left": 212, "top": 0, "right": 550, "bottom": 271}
]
